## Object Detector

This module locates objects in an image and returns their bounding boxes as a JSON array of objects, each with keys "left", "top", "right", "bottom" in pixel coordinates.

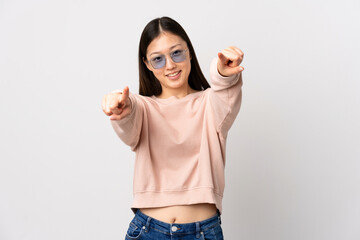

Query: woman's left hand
[{"left": 217, "top": 46, "right": 244, "bottom": 77}]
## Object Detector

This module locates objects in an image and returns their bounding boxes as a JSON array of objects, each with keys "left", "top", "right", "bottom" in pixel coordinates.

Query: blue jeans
[{"left": 125, "top": 208, "right": 224, "bottom": 240}]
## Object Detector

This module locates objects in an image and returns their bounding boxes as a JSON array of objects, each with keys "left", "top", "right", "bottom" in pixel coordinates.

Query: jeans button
[{"left": 171, "top": 226, "right": 178, "bottom": 232}]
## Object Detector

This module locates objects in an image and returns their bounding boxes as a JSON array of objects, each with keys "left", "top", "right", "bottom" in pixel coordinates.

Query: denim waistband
[{"left": 134, "top": 208, "right": 222, "bottom": 237}]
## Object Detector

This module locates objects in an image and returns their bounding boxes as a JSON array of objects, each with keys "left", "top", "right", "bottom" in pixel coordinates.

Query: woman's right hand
[{"left": 101, "top": 86, "right": 132, "bottom": 120}]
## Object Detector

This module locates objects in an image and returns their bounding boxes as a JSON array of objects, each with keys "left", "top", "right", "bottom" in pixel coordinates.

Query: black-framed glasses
[{"left": 148, "top": 49, "right": 189, "bottom": 69}]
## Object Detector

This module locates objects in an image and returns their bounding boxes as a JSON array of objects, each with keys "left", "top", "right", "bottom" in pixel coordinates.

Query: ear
[{"left": 143, "top": 57, "right": 153, "bottom": 72}]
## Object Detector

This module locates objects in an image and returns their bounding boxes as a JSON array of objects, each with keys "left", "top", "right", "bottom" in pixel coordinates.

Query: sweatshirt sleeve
[
  {"left": 208, "top": 57, "right": 243, "bottom": 139},
  {"left": 110, "top": 93, "right": 144, "bottom": 151}
]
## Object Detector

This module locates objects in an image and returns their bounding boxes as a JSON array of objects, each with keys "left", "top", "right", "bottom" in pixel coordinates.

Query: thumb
[{"left": 228, "top": 66, "right": 244, "bottom": 75}]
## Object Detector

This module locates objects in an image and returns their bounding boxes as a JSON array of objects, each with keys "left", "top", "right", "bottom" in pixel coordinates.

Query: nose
[{"left": 165, "top": 55, "right": 176, "bottom": 70}]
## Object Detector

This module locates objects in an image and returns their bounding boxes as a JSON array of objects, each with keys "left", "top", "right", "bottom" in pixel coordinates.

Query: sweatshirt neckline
[{"left": 151, "top": 90, "right": 204, "bottom": 103}]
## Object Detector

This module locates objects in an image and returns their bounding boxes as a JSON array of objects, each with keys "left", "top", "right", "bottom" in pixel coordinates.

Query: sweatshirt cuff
[{"left": 210, "top": 57, "right": 240, "bottom": 88}]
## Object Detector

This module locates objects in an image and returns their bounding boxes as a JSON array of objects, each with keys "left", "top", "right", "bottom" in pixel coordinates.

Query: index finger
[{"left": 120, "top": 86, "right": 129, "bottom": 103}]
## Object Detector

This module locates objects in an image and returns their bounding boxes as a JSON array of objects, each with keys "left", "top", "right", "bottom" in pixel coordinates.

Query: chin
[{"left": 166, "top": 80, "right": 187, "bottom": 89}]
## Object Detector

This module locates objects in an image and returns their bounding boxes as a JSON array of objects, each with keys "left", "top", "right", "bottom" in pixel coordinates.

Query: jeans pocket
[
  {"left": 203, "top": 223, "right": 224, "bottom": 240},
  {"left": 125, "top": 218, "right": 144, "bottom": 240}
]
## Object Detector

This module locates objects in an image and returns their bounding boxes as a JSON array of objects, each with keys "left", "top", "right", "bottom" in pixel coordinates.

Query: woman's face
[{"left": 144, "top": 31, "right": 191, "bottom": 97}]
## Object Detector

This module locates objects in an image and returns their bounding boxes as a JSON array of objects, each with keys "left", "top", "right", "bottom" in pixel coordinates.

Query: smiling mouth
[{"left": 166, "top": 70, "right": 181, "bottom": 77}]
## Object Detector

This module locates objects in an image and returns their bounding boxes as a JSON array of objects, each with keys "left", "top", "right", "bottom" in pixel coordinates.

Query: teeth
[{"left": 168, "top": 71, "right": 180, "bottom": 77}]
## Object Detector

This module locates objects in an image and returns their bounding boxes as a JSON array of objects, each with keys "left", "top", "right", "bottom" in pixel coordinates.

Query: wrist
[{"left": 217, "top": 67, "right": 228, "bottom": 77}]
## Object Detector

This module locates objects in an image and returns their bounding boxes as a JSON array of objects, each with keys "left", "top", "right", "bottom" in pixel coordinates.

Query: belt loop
[
  {"left": 196, "top": 222, "right": 200, "bottom": 238},
  {"left": 217, "top": 210, "right": 222, "bottom": 224},
  {"left": 145, "top": 216, "right": 151, "bottom": 232}
]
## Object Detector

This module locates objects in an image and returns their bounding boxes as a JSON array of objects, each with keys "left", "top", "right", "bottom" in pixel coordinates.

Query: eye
[
  {"left": 172, "top": 50, "right": 183, "bottom": 56},
  {"left": 151, "top": 56, "right": 163, "bottom": 63}
]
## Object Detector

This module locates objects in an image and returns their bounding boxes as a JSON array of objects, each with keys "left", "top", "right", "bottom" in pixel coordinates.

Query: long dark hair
[{"left": 138, "top": 17, "right": 210, "bottom": 96}]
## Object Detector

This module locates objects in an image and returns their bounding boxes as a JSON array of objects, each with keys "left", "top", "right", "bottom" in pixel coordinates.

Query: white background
[{"left": 1, "top": 0, "right": 359, "bottom": 239}]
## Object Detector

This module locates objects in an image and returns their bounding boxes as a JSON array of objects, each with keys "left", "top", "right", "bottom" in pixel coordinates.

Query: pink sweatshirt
[{"left": 110, "top": 58, "right": 243, "bottom": 215}]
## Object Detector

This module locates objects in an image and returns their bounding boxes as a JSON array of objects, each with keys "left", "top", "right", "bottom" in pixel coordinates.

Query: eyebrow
[{"left": 149, "top": 44, "right": 182, "bottom": 56}]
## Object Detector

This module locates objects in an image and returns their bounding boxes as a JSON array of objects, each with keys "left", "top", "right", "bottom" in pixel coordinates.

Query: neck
[{"left": 157, "top": 85, "right": 197, "bottom": 99}]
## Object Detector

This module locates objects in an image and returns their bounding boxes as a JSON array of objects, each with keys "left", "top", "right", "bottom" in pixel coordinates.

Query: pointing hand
[
  {"left": 217, "top": 46, "right": 244, "bottom": 77},
  {"left": 101, "top": 86, "right": 132, "bottom": 120}
]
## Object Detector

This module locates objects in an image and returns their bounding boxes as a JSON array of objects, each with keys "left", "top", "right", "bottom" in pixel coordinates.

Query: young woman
[{"left": 102, "top": 16, "right": 244, "bottom": 240}]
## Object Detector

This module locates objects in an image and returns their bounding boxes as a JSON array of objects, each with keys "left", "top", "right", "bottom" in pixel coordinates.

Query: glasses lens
[
  {"left": 171, "top": 50, "right": 186, "bottom": 63},
  {"left": 149, "top": 49, "right": 187, "bottom": 69},
  {"left": 150, "top": 55, "right": 165, "bottom": 69}
]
